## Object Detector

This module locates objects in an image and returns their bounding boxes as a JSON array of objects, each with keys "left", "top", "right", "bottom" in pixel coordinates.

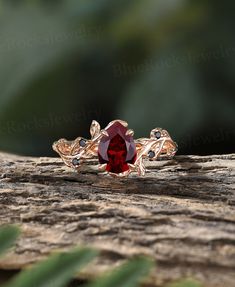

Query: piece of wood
[{"left": 0, "top": 152, "right": 234, "bottom": 287}]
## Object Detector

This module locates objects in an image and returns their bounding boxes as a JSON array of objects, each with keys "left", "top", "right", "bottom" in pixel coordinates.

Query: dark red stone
[{"left": 98, "top": 122, "right": 137, "bottom": 174}]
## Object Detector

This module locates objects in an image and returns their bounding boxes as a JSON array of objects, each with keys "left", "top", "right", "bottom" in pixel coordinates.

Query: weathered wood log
[{"left": 0, "top": 152, "right": 234, "bottom": 287}]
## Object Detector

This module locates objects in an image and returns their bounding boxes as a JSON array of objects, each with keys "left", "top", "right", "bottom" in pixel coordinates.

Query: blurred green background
[{"left": 0, "top": 0, "right": 234, "bottom": 156}]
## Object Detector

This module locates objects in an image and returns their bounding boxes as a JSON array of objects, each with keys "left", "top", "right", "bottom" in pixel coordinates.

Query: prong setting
[
  {"left": 101, "top": 129, "right": 109, "bottom": 137},
  {"left": 126, "top": 129, "right": 134, "bottom": 136}
]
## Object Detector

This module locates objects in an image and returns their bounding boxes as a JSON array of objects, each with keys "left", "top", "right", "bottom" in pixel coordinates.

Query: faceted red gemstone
[{"left": 98, "top": 122, "right": 137, "bottom": 174}]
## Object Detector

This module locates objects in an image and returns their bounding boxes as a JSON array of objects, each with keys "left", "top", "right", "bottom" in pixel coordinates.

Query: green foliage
[
  {"left": 0, "top": 0, "right": 234, "bottom": 156},
  {"left": 119, "top": 58, "right": 203, "bottom": 139},
  {"left": 84, "top": 257, "right": 153, "bottom": 287},
  {"left": 4, "top": 247, "right": 98, "bottom": 287},
  {"left": 167, "top": 279, "right": 202, "bottom": 287},
  {"left": 0, "top": 226, "right": 202, "bottom": 287},
  {"left": 0, "top": 225, "right": 20, "bottom": 257}
]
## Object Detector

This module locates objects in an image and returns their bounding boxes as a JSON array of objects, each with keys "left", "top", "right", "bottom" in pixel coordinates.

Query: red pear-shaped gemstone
[{"left": 98, "top": 122, "right": 137, "bottom": 174}]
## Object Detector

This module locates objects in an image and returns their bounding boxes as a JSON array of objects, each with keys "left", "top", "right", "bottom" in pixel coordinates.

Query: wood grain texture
[{"left": 0, "top": 152, "right": 234, "bottom": 286}]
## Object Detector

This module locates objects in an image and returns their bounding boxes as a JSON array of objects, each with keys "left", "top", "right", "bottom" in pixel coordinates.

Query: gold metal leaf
[{"left": 90, "top": 120, "right": 101, "bottom": 139}]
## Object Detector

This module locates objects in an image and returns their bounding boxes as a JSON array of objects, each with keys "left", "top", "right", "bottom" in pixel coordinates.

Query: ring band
[{"left": 53, "top": 120, "right": 177, "bottom": 177}]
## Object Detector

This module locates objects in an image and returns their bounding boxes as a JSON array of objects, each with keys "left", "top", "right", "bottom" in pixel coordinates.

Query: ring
[{"left": 52, "top": 120, "right": 177, "bottom": 177}]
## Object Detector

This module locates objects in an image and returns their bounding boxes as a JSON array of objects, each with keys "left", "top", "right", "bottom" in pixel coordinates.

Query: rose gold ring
[{"left": 52, "top": 120, "right": 177, "bottom": 177}]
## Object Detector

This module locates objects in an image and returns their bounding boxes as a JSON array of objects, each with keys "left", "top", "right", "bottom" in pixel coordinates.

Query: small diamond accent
[
  {"left": 79, "top": 139, "right": 87, "bottom": 147},
  {"left": 155, "top": 131, "right": 161, "bottom": 139},
  {"left": 72, "top": 158, "right": 80, "bottom": 166},
  {"left": 148, "top": 150, "right": 155, "bottom": 159}
]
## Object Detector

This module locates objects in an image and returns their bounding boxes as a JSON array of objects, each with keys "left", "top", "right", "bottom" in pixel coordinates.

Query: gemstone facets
[{"left": 98, "top": 122, "right": 137, "bottom": 174}]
